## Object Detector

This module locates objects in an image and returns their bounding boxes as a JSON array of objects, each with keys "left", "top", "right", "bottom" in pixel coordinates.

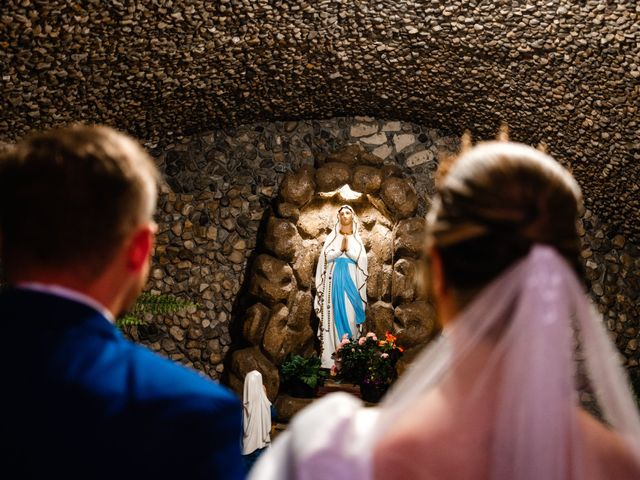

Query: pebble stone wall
[
  {"left": 1, "top": 0, "right": 639, "bottom": 243},
  {"left": 125, "top": 116, "right": 639, "bottom": 387}
]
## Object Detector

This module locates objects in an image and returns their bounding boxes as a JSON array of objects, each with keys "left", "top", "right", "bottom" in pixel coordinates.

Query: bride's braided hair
[{"left": 428, "top": 126, "right": 585, "bottom": 292}]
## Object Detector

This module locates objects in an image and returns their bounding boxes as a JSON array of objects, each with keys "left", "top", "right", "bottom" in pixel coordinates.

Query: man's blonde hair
[{"left": 0, "top": 125, "right": 160, "bottom": 278}]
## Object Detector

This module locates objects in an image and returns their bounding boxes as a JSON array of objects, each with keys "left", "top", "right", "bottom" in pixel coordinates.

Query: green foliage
[
  {"left": 280, "top": 354, "right": 327, "bottom": 390},
  {"left": 116, "top": 292, "right": 197, "bottom": 328},
  {"left": 333, "top": 332, "right": 403, "bottom": 386},
  {"left": 116, "top": 313, "right": 148, "bottom": 327}
]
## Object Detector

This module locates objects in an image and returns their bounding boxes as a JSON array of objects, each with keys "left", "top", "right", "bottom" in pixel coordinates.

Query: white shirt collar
[{"left": 15, "top": 282, "right": 116, "bottom": 324}]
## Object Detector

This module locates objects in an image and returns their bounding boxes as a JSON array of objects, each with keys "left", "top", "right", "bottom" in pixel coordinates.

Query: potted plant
[
  {"left": 332, "top": 331, "right": 404, "bottom": 403},
  {"left": 280, "top": 354, "right": 327, "bottom": 398}
]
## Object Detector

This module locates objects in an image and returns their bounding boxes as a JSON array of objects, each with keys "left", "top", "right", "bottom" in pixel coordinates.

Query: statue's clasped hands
[{"left": 341, "top": 235, "right": 349, "bottom": 252}]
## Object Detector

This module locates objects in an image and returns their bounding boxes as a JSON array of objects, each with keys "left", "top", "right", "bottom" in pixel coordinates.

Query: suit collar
[
  {"left": 15, "top": 283, "right": 116, "bottom": 324},
  {"left": 1, "top": 287, "right": 121, "bottom": 339}
]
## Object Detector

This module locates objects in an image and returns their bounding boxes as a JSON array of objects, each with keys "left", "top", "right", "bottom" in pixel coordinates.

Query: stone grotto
[{"left": 1, "top": 0, "right": 639, "bottom": 408}]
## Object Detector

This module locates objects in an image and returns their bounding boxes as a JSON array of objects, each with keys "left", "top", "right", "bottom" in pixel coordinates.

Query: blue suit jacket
[{"left": 0, "top": 288, "right": 245, "bottom": 479}]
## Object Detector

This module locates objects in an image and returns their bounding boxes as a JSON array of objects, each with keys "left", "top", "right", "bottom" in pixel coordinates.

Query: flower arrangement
[{"left": 332, "top": 331, "right": 404, "bottom": 391}]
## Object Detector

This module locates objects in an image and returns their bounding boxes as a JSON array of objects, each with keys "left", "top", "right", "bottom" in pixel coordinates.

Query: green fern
[
  {"left": 116, "top": 313, "right": 148, "bottom": 327},
  {"left": 116, "top": 292, "right": 197, "bottom": 328}
]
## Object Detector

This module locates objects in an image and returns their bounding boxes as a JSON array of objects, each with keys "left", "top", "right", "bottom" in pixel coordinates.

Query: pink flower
[
  {"left": 330, "top": 365, "right": 338, "bottom": 377},
  {"left": 381, "top": 353, "right": 389, "bottom": 359},
  {"left": 341, "top": 337, "right": 350, "bottom": 346},
  {"left": 366, "top": 332, "right": 375, "bottom": 338},
  {"left": 358, "top": 337, "right": 366, "bottom": 345}
]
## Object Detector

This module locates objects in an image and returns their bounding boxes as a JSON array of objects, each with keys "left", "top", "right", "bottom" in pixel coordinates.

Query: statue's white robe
[{"left": 314, "top": 231, "right": 368, "bottom": 368}]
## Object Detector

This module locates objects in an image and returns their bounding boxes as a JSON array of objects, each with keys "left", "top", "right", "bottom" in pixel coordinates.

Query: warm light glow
[{"left": 319, "top": 184, "right": 363, "bottom": 200}]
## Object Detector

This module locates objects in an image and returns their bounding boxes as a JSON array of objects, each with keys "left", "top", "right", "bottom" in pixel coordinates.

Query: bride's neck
[{"left": 441, "top": 336, "right": 501, "bottom": 400}]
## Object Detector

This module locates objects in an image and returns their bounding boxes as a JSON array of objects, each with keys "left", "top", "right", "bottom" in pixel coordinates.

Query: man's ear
[{"left": 126, "top": 224, "right": 155, "bottom": 272}]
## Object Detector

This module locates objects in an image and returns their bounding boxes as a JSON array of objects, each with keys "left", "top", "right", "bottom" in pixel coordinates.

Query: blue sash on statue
[{"left": 331, "top": 257, "right": 365, "bottom": 340}]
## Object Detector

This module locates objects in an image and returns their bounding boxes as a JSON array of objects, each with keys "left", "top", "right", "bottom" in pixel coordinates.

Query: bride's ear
[
  {"left": 429, "top": 246, "right": 447, "bottom": 297},
  {"left": 429, "top": 246, "right": 459, "bottom": 326}
]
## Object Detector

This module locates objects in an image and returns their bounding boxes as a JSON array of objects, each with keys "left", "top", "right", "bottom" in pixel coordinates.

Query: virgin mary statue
[{"left": 314, "top": 205, "right": 368, "bottom": 368}]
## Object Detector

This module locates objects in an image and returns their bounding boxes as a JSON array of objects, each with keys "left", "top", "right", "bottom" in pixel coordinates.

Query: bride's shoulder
[
  {"left": 578, "top": 409, "right": 640, "bottom": 479},
  {"left": 269, "top": 393, "right": 376, "bottom": 479},
  {"left": 292, "top": 392, "right": 363, "bottom": 426}
]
